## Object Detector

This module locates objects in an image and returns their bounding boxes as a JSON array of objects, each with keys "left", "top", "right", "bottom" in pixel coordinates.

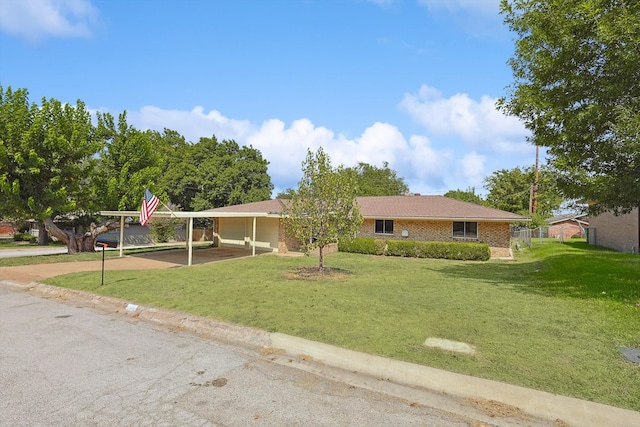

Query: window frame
[
  {"left": 452, "top": 221, "right": 478, "bottom": 239},
  {"left": 374, "top": 219, "right": 394, "bottom": 235}
]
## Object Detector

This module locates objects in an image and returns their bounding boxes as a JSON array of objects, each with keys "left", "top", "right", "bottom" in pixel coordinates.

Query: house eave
[{"left": 362, "top": 215, "right": 530, "bottom": 222}]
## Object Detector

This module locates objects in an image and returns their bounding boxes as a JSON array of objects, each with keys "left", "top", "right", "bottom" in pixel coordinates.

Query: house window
[
  {"left": 375, "top": 219, "right": 394, "bottom": 235},
  {"left": 453, "top": 221, "right": 478, "bottom": 239}
]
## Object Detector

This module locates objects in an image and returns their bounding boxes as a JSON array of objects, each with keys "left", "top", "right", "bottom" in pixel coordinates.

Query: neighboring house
[
  {"left": 206, "top": 195, "right": 528, "bottom": 258},
  {"left": 588, "top": 208, "right": 640, "bottom": 254},
  {"left": 0, "top": 221, "right": 16, "bottom": 236},
  {"left": 546, "top": 213, "right": 588, "bottom": 240}
]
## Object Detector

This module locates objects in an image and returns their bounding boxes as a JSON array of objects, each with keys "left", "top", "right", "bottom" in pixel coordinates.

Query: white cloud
[
  {"left": 128, "top": 106, "right": 254, "bottom": 144},
  {"left": 457, "top": 151, "right": 486, "bottom": 187},
  {"left": 398, "top": 84, "right": 529, "bottom": 155},
  {"left": 0, "top": 0, "right": 98, "bottom": 42},
  {"left": 119, "top": 81, "right": 534, "bottom": 197},
  {"left": 125, "top": 105, "right": 454, "bottom": 194}
]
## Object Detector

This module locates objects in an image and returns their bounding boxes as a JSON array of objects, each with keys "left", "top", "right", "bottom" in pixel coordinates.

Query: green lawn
[{"left": 41, "top": 241, "right": 640, "bottom": 410}]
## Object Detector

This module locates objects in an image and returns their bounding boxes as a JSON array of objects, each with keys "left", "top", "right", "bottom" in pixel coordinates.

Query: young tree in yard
[
  {"left": 282, "top": 148, "right": 363, "bottom": 271},
  {"left": 500, "top": 0, "right": 640, "bottom": 214},
  {"left": 0, "top": 86, "right": 119, "bottom": 253}
]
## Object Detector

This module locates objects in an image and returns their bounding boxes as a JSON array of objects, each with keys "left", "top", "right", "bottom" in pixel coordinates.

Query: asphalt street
[{"left": 1, "top": 286, "right": 497, "bottom": 427}]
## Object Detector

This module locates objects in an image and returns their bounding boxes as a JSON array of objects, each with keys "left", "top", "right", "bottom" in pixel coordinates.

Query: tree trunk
[
  {"left": 37, "top": 220, "right": 49, "bottom": 246},
  {"left": 318, "top": 245, "right": 325, "bottom": 271},
  {"left": 43, "top": 217, "right": 121, "bottom": 254}
]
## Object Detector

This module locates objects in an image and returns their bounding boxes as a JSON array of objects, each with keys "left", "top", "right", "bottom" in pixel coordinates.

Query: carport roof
[{"left": 99, "top": 210, "right": 279, "bottom": 219}]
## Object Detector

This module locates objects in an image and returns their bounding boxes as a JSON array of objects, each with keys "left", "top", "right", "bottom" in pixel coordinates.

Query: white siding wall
[{"left": 218, "top": 217, "right": 279, "bottom": 252}]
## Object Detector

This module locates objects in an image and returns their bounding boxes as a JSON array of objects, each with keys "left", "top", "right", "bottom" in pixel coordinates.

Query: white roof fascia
[
  {"left": 362, "top": 215, "right": 530, "bottom": 222},
  {"left": 99, "top": 210, "right": 280, "bottom": 219}
]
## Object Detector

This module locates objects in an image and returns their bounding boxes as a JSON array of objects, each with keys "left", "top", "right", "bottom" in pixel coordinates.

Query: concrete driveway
[{"left": 0, "top": 247, "right": 257, "bottom": 283}]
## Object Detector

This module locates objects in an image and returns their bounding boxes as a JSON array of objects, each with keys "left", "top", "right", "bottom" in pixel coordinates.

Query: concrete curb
[{"left": 4, "top": 279, "right": 639, "bottom": 427}]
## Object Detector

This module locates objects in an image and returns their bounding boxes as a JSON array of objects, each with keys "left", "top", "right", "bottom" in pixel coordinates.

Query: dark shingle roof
[{"left": 207, "top": 196, "right": 528, "bottom": 221}]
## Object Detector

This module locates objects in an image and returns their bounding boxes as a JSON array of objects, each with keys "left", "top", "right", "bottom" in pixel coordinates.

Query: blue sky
[{"left": 0, "top": 0, "right": 535, "bottom": 197}]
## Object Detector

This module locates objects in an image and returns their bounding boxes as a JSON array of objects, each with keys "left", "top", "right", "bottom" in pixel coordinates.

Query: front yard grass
[{"left": 42, "top": 241, "right": 640, "bottom": 411}]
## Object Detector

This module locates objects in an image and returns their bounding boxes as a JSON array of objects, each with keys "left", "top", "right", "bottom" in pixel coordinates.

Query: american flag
[{"left": 140, "top": 189, "right": 160, "bottom": 226}]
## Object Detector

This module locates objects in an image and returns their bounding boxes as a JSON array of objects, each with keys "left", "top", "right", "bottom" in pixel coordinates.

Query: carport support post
[
  {"left": 187, "top": 216, "right": 194, "bottom": 266},
  {"left": 118, "top": 216, "right": 125, "bottom": 257},
  {"left": 252, "top": 216, "right": 257, "bottom": 256}
]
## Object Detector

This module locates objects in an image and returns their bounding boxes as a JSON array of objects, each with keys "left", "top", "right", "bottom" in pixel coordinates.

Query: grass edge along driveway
[{"left": 42, "top": 241, "right": 640, "bottom": 411}]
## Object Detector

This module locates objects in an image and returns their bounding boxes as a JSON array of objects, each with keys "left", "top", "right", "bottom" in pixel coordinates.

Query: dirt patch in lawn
[{"left": 284, "top": 267, "right": 352, "bottom": 281}]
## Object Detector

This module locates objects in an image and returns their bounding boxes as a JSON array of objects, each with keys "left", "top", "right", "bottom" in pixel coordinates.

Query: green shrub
[
  {"left": 373, "top": 239, "right": 387, "bottom": 255},
  {"left": 386, "top": 240, "right": 417, "bottom": 257},
  {"left": 149, "top": 217, "right": 181, "bottom": 243},
  {"left": 13, "top": 233, "right": 36, "bottom": 242},
  {"left": 339, "top": 237, "right": 377, "bottom": 254},
  {"left": 340, "top": 237, "right": 491, "bottom": 261},
  {"left": 339, "top": 238, "right": 389, "bottom": 255}
]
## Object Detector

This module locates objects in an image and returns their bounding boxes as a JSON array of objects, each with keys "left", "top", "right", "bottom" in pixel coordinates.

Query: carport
[{"left": 99, "top": 210, "right": 277, "bottom": 266}]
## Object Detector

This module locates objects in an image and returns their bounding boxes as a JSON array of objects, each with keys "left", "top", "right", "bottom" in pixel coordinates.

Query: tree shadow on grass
[{"left": 439, "top": 246, "right": 640, "bottom": 303}]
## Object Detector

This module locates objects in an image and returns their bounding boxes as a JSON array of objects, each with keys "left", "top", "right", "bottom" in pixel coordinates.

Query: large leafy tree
[
  {"left": 484, "top": 165, "right": 563, "bottom": 226},
  {"left": 443, "top": 187, "right": 486, "bottom": 205},
  {"left": 96, "top": 111, "right": 163, "bottom": 210},
  {"left": 0, "top": 86, "right": 118, "bottom": 252},
  {"left": 282, "top": 147, "right": 363, "bottom": 270},
  {"left": 277, "top": 161, "right": 409, "bottom": 199},
  {"left": 345, "top": 161, "right": 409, "bottom": 196},
  {"left": 160, "top": 136, "right": 273, "bottom": 211},
  {"left": 500, "top": 0, "right": 640, "bottom": 214}
]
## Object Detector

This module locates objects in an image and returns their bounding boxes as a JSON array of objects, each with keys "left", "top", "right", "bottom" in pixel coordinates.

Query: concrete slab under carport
[
  {"left": 129, "top": 246, "right": 265, "bottom": 266},
  {"left": 0, "top": 247, "right": 265, "bottom": 284}
]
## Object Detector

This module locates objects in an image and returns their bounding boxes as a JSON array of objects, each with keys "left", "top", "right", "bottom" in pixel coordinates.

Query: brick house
[
  {"left": 588, "top": 208, "right": 640, "bottom": 254},
  {"left": 0, "top": 221, "right": 16, "bottom": 236},
  {"left": 546, "top": 213, "right": 588, "bottom": 240},
  {"left": 206, "top": 195, "right": 527, "bottom": 258}
]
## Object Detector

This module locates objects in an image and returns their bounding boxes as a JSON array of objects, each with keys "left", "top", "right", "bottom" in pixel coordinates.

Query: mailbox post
[{"left": 96, "top": 238, "right": 118, "bottom": 286}]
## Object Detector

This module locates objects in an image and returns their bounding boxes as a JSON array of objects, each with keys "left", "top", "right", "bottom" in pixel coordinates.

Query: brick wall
[
  {"left": 277, "top": 217, "right": 514, "bottom": 258},
  {"left": 0, "top": 222, "right": 16, "bottom": 235},
  {"left": 358, "top": 219, "right": 512, "bottom": 258},
  {"left": 588, "top": 208, "right": 639, "bottom": 253},
  {"left": 277, "top": 219, "right": 337, "bottom": 255},
  {"left": 548, "top": 221, "right": 583, "bottom": 239}
]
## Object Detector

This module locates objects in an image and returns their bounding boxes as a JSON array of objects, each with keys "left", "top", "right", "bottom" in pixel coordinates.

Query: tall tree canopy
[
  {"left": 500, "top": 0, "right": 640, "bottom": 214},
  {"left": 96, "top": 111, "right": 163, "bottom": 210},
  {"left": 159, "top": 136, "right": 273, "bottom": 211},
  {"left": 345, "top": 161, "right": 409, "bottom": 196},
  {"left": 0, "top": 86, "right": 116, "bottom": 250},
  {"left": 282, "top": 147, "right": 362, "bottom": 270},
  {"left": 443, "top": 187, "right": 486, "bottom": 206},
  {"left": 484, "top": 165, "right": 563, "bottom": 226}
]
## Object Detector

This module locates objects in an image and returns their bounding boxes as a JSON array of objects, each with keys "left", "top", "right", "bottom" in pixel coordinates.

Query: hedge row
[
  {"left": 339, "top": 237, "right": 491, "bottom": 261},
  {"left": 13, "top": 233, "right": 37, "bottom": 242}
]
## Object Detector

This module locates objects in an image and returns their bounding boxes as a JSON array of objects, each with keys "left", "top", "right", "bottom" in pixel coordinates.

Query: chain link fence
[{"left": 511, "top": 224, "right": 587, "bottom": 249}]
